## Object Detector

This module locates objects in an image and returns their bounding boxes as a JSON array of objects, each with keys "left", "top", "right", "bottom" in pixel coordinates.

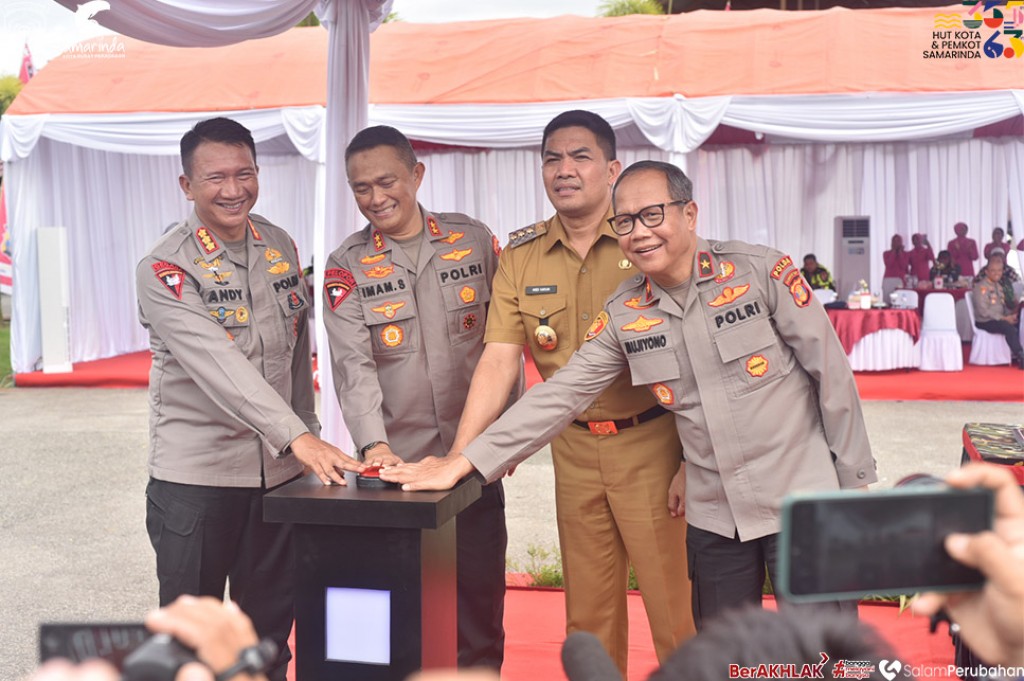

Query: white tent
[{"left": 3, "top": 6, "right": 1023, "bottom": 381}]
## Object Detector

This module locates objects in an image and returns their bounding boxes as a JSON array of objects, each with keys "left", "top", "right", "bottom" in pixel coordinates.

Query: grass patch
[{"left": 0, "top": 318, "right": 12, "bottom": 387}]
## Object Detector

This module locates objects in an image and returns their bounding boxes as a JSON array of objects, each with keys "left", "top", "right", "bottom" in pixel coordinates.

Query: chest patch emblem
[
  {"left": 371, "top": 301, "right": 406, "bottom": 319},
  {"left": 364, "top": 265, "right": 395, "bottom": 279},
  {"left": 652, "top": 383, "right": 674, "bottom": 405},
  {"left": 621, "top": 315, "right": 664, "bottom": 333},
  {"left": 746, "top": 355, "right": 769, "bottom": 377},
  {"left": 440, "top": 247, "right": 472, "bottom": 262},
  {"left": 381, "top": 324, "right": 404, "bottom": 348},
  {"left": 715, "top": 261, "right": 735, "bottom": 284},
  {"left": 708, "top": 284, "right": 750, "bottom": 308},
  {"left": 360, "top": 253, "right": 386, "bottom": 265}
]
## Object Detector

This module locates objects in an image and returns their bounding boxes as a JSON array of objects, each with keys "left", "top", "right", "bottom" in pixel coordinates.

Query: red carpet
[
  {"left": 14, "top": 349, "right": 1022, "bottom": 402},
  {"left": 284, "top": 588, "right": 957, "bottom": 681}
]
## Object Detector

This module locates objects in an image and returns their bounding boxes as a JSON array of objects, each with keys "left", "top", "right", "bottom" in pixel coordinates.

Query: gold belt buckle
[{"left": 588, "top": 420, "right": 619, "bottom": 436}]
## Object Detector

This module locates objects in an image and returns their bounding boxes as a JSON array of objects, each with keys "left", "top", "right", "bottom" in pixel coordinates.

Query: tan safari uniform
[
  {"left": 484, "top": 212, "right": 694, "bottom": 671},
  {"left": 322, "top": 208, "right": 511, "bottom": 669},
  {"left": 972, "top": 276, "right": 1013, "bottom": 323},
  {"left": 137, "top": 211, "right": 315, "bottom": 488},
  {"left": 465, "top": 237, "right": 877, "bottom": 630}
]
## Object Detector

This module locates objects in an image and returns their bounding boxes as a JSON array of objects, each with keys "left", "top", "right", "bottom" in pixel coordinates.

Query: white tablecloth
[{"left": 846, "top": 329, "right": 921, "bottom": 371}]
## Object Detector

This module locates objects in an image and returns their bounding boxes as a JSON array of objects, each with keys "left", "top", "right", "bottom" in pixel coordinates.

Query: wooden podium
[{"left": 264, "top": 473, "right": 481, "bottom": 681}]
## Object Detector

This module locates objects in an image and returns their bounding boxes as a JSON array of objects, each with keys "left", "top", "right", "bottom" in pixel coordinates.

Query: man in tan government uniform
[
  {"left": 384, "top": 160, "right": 877, "bottom": 633},
  {"left": 136, "top": 118, "right": 363, "bottom": 681},
  {"left": 439, "top": 111, "right": 694, "bottom": 674},
  {"left": 322, "top": 126, "right": 514, "bottom": 670}
]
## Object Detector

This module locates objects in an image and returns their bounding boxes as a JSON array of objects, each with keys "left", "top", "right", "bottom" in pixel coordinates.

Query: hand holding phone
[
  {"left": 776, "top": 479, "right": 994, "bottom": 602},
  {"left": 911, "top": 464, "right": 1024, "bottom": 668}
]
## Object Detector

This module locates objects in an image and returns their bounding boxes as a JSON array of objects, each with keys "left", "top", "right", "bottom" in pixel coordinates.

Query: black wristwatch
[
  {"left": 214, "top": 639, "right": 277, "bottom": 681},
  {"left": 359, "top": 440, "right": 388, "bottom": 457}
]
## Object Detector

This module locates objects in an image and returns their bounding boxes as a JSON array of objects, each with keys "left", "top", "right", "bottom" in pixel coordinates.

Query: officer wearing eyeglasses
[{"left": 383, "top": 159, "right": 877, "bottom": 630}]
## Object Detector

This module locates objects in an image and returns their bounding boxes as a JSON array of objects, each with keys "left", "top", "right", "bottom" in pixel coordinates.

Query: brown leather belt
[{"left": 572, "top": 405, "right": 669, "bottom": 436}]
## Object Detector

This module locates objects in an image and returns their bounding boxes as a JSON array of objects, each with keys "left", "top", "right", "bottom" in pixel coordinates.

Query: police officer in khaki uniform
[
  {"left": 136, "top": 118, "right": 363, "bottom": 681},
  {"left": 322, "top": 126, "right": 513, "bottom": 670},
  {"left": 971, "top": 253, "right": 1023, "bottom": 368},
  {"left": 439, "top": 111, "right": 694, "bottom": 674},
  {"left": 384, "top": 159, "right": 877, "bottom": 630}
]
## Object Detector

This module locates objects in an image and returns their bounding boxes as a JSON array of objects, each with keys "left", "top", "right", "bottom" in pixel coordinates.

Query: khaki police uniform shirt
[
  {"left": 463, "top": 237, "right": 877, "bottom": 541},
  {"left": 972, "top": 276, "right": 1013, "bottom": 323},
  {"left": 136, "top": 212, "right": 316, "bottom": 488},
  {"left": 485, "top": 211, "right": 661, "bottom": 421},
  {"left": 323, "top": 209, "right": 503, "bottom": 460}
]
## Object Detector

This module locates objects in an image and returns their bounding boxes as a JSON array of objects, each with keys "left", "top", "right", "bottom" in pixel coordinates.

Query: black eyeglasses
[{"left": 607, "top": 201, "right": 689, "bottom": 236}]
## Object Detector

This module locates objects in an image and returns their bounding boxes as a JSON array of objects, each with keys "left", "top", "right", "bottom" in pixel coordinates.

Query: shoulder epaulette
[
  {"left": 508, "top": 221, "right": 547, "bottom": 248},
  {"left": 709, "top": 239, "right": 767, "bottom": 257}
]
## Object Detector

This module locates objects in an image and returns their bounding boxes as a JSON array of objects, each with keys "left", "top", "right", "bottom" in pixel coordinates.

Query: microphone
[{"left": 561, "top": 631, "right": 623, "bottom": 681}]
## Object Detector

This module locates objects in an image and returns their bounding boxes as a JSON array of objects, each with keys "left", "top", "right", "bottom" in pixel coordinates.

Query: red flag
[
  {"left": 0, "top": 183, "right": 12, "bottom": 294},
  {"left": 19, "top": 43, "right": 35, "bottom": 84}
]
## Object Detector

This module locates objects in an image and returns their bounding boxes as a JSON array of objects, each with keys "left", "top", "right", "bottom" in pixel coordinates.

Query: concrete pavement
[{"left": 0, "top": 386, "right": 1019, "bottom": 679}]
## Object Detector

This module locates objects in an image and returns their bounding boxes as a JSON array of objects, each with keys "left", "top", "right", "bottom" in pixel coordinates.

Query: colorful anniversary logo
[{"left": 926, "top": 0, "right": 1024, "bottom": 59}]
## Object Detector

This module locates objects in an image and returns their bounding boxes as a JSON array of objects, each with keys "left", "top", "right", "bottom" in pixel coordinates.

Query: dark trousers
[
  {"left": 686, "top": 524, "right": 856, "bottom": 630},
  {"left": 975, "top": 320, "right": 1023, "bottom": 358},
  {"left": 456, "top": 480, "right": 508, "bottom": 671},
  {"left": 145, "top": 478, "right": 295, "bottom": 681}
]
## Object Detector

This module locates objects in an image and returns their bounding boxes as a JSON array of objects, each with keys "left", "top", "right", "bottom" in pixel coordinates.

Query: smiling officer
[
  {"left": 136, "top": 117, "right": 363, "bottom": 681},
  {"left": 383, "top": 159, "right": 877, "bottom": 631},
  {"left": 322, "top": 125, "right": 514, "bottom": 671}
]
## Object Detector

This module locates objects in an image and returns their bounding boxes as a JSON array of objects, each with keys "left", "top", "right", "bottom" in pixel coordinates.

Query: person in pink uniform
[
  {"left": 881, "top": 234, "right": 910, "bottom": 300},
  {"left": 947, "top": 222, "right": 979, "bottom": 278},
  {"left": 907, "top": 233, "right": 934, "bottom": 283},
  {"left": 983, "top": 227, "right": 1011, "bottom": 260}
]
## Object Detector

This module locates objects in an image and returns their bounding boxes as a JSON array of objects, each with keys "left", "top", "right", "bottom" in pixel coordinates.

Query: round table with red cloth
[{"left": 827, "top": 308, "right": 921, "bottom": 354}]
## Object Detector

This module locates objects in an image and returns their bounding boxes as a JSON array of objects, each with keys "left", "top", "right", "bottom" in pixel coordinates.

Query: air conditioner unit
[{"left": 834, "top": 216, "right": 870, "bottom": 298}]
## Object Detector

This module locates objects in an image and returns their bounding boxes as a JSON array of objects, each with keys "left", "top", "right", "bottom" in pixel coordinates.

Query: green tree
[
  {"left": 598, "top": 0, "right": 666, "bottom": 16},
  {"left": 0, "top": 76, "right": 24, "bottom": 116}
]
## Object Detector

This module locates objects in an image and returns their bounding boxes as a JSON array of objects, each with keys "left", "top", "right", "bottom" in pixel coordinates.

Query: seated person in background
[
  {"left": 929, "top": 250, "right": 961, "bottom": 286},
  {"left": 974, "top": 248, "right": 1020, "bottom": 286},
  {"left": 948, "top": 221, "right": 979, "bottom": 278},
  {"left": 983, "top": 227, "right": 1011, "bottom": 260},
  {"left": 908, "top": 233, "right": 934, "bottom": 283},
  {"left": 881, "top": 234, "right": 910, "bottom": 300},
  {"left": 800, "top": 253, "right": 835, "bottom": 291},
  {"left": 970, "top": 253, "right": 1023, "bottom": 369}
]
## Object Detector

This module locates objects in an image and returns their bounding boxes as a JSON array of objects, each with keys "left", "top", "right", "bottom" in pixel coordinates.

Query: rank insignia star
[
  {"left": 697, "top": 251, "right": 713, "bottom": 277},
  {"left": 427, "top": 216, "right": 442, "bottom": 237},
  {"left": 621, "top": 315, "right": 664, "bottom": 333},
  {"left": 371, "top": 301, "right": 406, "bottom": 319},
  {"left": 372, "top": 230, "right": 386, "bottom": 252}
]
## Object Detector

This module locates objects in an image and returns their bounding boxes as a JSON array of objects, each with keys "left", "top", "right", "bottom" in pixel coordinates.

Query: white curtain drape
[
  {"left": 370, "top": 90, "right": 1024, "bottom": 152},
  {"left": 4, "top": 137, "right": 318, "bottom": 371}
]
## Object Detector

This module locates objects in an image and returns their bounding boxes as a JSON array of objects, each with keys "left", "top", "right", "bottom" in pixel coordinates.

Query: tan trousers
[{"left": 551, "top": 413, "right": 695, "bottom": 676}]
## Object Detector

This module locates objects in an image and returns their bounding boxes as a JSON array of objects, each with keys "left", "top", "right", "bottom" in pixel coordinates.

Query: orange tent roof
[{"left": 10, "top": 7, "right": 1023, "bottom": 116}]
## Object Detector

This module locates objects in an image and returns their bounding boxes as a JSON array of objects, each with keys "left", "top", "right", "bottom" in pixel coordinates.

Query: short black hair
[
  {"left": 803, "top": 254, "right": 818, "bottom": 263},
  {"left": 345, "top": 125, "right": 418, "bottom": 170},
  {"left": 542, "top": 110, "right": 617, "bottom": 161},
  {"left": 612, "top": 160, "right": 693, "bottom": 205},
  {"left": 180, "top": 117, "right": 257, "bottom": 177}
]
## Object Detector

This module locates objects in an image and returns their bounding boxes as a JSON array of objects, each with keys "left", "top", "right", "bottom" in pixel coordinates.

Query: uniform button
[
  {"left": 580, "top": 267, "right": 588, "bottom": 274},
  {"left": 539, "top": 309, "right": 547, "bottom": 316},
  {"left": 857, "top": 470, "right": 866, "bottom": 479},
  {"left": 581, "top": 313, "right": 590, "bottom": 321}
]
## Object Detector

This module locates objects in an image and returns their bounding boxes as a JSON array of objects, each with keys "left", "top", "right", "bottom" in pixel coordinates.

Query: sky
[{"left": 0, "top": 0, "right": 605, "bottom": 77}]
